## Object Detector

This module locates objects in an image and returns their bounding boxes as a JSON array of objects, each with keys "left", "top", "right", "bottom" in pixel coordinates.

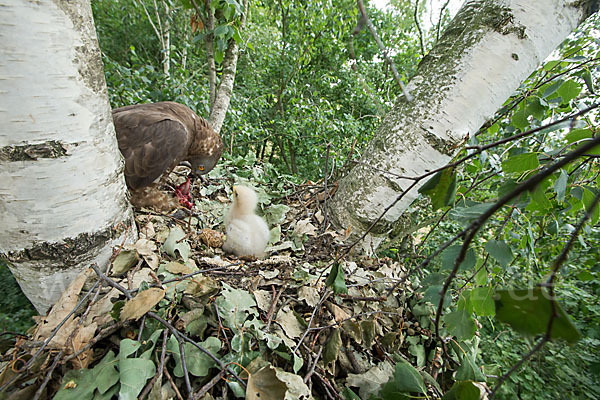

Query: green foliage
[
  {"left": 380, "top": 357, "right": 427, "bottom": 397},
  {"left": 75, "top": 2, "right": 600, "bottom": 399},
  {"left": 418, "top": 168, "right": 457, "bottom": 210},
  {"left": 388, "top": 12, "right": 600, "bottom": 399},
  {"left": 93, "top": 0, "right": 422, "bottom": 179},
  {"left": 442, "top": 381, "right": 481, "bottom": 400},
  {"left": 325, "top": 263, "right": 348, "bottom": 294},
  {"left": 0, "top": 261, "right": 35, "bottom": 334},
  {"left": 495, "top": 287, "right": 582, "bottom": 344}
]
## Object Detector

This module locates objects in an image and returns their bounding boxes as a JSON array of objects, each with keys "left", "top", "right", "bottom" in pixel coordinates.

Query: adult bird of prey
[{"left": 112, "top": 101, "right": 223, "bottom": 211}]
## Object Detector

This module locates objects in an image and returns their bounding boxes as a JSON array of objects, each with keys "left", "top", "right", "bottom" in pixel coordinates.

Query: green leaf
[
  {"left": 325, "top": 263, "right": 348, "bottom": 294},
  {"left": 554, "top": 169, "right": 568, "bottom": 203},
  {"left": 424, "top": 285, "right": 451, "bottom": 308},
  {"left": 341, "top": 387, "right": 361, "bottom": 400},
  {"left": 557, "top": 79, "right": 582, "bottom": 103},
  {"left": 502, "top": 152, "right": 539, "bottom": 174},
  {"left": 95, "top": 351, "right": 119, "bottom": 394},
  {"left": 441, "top": 245, "right": 477, "bottom": 271},
  {"left": 380, "top": 357, "right": 427, "bottom": 396},
  {"left": 581, "top": 68, "right": 595, "bottom": 93},
  {"left": 54, "top": 369, "right": 97, "bottom": 400},
  {"left": 470, "top": 287, "right": 495, "bottom": 317},
  {"left": 454, "top": 339, "right": 486, "bottom": 382},
  {"left": 118, "top": 340, "right": 155, "bottom": 400},
  {"left": 582, "top": 188, "right": 600, "bottom": 225},
  {"left": 450, "top": 202, "right": 494, "bottom": 224},
  {"left": 565, "top": 128, "right": 592, "bottom": 144},
  {"left": 475, "top": 268, "right": 488, "bottom": 286},
  {"left": 54, "top": 351, "right": 120, "bottom": 400},
  {"left": 263, "top": 204, "right": 290, "bottom": 226},
  {"left": 93, "top": 384, "right": 119, "bottom": 400},
  {"left": 214, "top": 25, "right": 229, "bottom": 36},
  {"left": 512, "top": 97, "right": 546, "bottom": 130},
  {"left": 442, "top": 381, "right": 481, "bottom": 400},
  {"left": 408, "top": 341, "right": 426, "bottom": 367},
  {"left": 494, "top": 287, "right": 582, "bottom": 343},
  {"left": 485, "top": 239, "right": 514, "bottom": 267},
  {"left": 215, "top": 49, "right": 224, "bottom": 64},
  {"left": 418, "top": 169, "right": 457, "bottom": 210},
  {"left": 216, "top": 282, "right": 258, "bottom": 329},
  {"left": 530, "top": 183, "right": 552, "bottom": 211},
  {"left": 445, "top": 309, "right": 476, "bottom": 341},
  {"left": 323, "top": 328, "right": 342, "bottom": 371},
  {"left": 168, "top": 335, "right": 221, "bottom": 377},
  {"left": 543, "top": 60, "right": 560, "bottom": 72},
  {"left": 541, "top": 79, "right": 563, "bottom": 98},
  {"left": 161, "top": 226, "right": 191, "bottom": 261}
]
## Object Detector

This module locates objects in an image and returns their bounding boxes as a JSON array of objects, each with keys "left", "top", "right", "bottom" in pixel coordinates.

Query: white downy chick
[{"left": 222, "top": 185, "right": 270, "bottom": 258}]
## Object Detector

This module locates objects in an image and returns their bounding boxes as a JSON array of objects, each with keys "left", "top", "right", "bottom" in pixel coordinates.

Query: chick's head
[{"left": 232, "top": 185, "right": 258, "bottom": 215}]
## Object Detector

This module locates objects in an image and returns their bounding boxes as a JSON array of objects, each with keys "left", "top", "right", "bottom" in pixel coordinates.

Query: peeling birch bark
[
  {"left": 329, "top": 0, "right": 598, "bottom": 251},
  {"left": 0, "top": 0, "right": 136, "bottom": 312}
]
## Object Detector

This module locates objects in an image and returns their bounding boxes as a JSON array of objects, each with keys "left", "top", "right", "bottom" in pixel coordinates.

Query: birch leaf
[
  {"left": 418, "top": 168, "right": 457, "bottom": 210},
  {"left": 120, "top": 288, "right": 165, "bottom": 321},
  {"left": 161, "top": 226, "right": 191, "bottom": 261},
  {"left": 112, "top": 250, "right": 139, "bottom": 276}
]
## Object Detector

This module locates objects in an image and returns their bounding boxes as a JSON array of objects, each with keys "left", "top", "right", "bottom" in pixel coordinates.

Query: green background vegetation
[{"left": 1, "top": 1, "right": 599, "bottom": 398}]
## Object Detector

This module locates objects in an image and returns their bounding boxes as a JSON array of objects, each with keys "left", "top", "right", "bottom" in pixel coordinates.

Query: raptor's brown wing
[{"left": 113, "top": 105, "right": 189, "bottom": 190}]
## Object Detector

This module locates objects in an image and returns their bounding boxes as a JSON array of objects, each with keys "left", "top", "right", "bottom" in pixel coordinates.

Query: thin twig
[
  {"left": 322, "top": 142, "right": 331, "bottom": 233},
  {"left": 413, "top": 0, "right": 425, "bottom": 56},
  {"left": 164, "top": 364, "right": 184, "bottom": 400},
  {"left": 139, "top": 330, "right": 169, "bottom": 400},
  {"left": 303, "top": 345, "right": 324, "bottom": 383},
  {"left": 214, "top": 302, "right": 231, "bottom": 352},
  {"left": 435, "top": 0, "right": 450, "bottom": 42},
  {"left": 193, "top": 369, "right": 226, "bottom": 400},
  {"left": 178, "top": 339, "right": 193, "bottom": 397},
  {"left": 265, "top": 285, "right": 285, "bottom": 332},
  {"left": 356, "top": 0, "right": 412, "bottom": 101},
  {"left": 293, "top": 290, "right": 331, "bottom": 354}
]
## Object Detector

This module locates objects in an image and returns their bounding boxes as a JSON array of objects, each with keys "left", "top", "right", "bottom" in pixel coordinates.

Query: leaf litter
[{"left": 1, "top": 156, "right": 445, "bottom": 399}]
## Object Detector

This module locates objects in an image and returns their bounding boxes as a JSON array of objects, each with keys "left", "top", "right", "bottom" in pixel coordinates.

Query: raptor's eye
[{"left": 197, "top": 165, "right": 205, "bottom": 171}]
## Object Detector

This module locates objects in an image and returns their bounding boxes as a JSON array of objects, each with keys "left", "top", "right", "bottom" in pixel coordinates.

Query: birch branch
[{"left": 356, "top": 0, "right": 412, "bottom": 101}]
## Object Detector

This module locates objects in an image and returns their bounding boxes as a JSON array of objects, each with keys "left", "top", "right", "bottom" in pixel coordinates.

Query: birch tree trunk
[
  {"left": 0, "top": 0, "right": 136, "bottom": 313},
  {"left": 208, "top": 36, "right": 243, "bottom": 134},
  {"left": 208, "top": 0, "right": 249, "bottom": 134},
  {"left": 328, "top": 0, "right": 598, "bottom": 251}
]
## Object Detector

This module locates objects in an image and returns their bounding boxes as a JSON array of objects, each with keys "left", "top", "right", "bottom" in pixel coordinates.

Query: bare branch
[
  {"left": 413, "top": 0, "right": 425, "bottom": 56},
  {"left": 435, "top": 0, "right": 451, "bottom": 42},
  {"left": 356, "top": 0, "right": 413, "bottom": 101}
]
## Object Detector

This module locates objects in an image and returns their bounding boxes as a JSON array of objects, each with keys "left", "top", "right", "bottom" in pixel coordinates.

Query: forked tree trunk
[
  {"left": 329, "top": 0, "right": 598, "bottom": 251},
  {"left": 0, "top": 0, "right": 137, "bottom": 313}
]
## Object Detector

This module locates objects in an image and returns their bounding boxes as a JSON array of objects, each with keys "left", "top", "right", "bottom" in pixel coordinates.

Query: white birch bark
[
  {"left": 328, "top": 0, "right": 597, "bottom": 251},
  {"left": 0, "top": 0, "right": 136, "bottom": 312},
  {"left": 209, "top": 40, "right": 242, "bottom": 134},
  {"left": 208, "top": 0, "right": 248, "bottom": 134}
]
